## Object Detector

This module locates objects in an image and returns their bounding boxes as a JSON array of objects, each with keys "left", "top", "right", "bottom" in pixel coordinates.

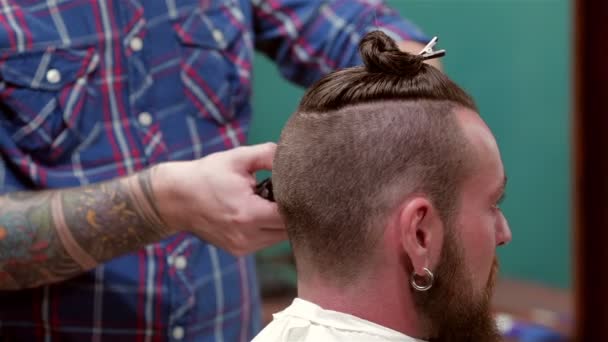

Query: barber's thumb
[{"left": 234, "top": 142, "right": 277, "bottom": 172}]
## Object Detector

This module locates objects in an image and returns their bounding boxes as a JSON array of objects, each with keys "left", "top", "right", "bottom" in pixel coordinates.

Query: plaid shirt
[{"left": 0, "top": 1, "right": 427, "bottom": 341}]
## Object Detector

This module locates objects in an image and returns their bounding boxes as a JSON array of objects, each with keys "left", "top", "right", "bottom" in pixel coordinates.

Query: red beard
[{"left": 412, "top": 233, "right": 502, "bottom": 342}]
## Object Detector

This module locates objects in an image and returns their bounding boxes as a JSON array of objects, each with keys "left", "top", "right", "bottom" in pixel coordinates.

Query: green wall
[{"left": 250, "top": 0, "right": 572, "bottom": 288}]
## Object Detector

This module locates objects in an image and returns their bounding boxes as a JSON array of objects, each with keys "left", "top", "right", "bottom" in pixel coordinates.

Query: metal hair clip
[{"left": 418, "top": 36, "right": 446, "bottom": 61}]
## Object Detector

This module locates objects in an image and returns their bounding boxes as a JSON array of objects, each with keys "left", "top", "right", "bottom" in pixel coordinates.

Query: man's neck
[{"left": 297, "top": 271, "right": 425, "bottom": 339}]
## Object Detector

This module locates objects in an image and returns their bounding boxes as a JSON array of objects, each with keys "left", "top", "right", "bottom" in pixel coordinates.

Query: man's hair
[{"left": 273, "top": 31, "right": 478, "bottom": 283}]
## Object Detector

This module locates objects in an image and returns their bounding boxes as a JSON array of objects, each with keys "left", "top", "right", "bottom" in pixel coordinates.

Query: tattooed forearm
[{"left": 0, "top": 168, "right": 171, "bottom": 290}]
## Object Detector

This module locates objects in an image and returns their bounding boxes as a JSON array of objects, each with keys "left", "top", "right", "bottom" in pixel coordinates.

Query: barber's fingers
[
  {"left": 230, "top": 143, "right": 277, "bottom": 173},
  {"left": 246, "top": 196, "right": 284, "bottom": 229}
]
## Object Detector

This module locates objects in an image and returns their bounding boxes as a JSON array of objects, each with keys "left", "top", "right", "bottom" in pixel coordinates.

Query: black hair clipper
[{"left": 254, "top": 177, "right": 274, "bottom": 202}]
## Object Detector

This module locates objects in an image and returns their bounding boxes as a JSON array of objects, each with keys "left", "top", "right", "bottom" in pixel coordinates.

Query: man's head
[{"left": 272, "top": 31, "right": 511, "bottom": 341}]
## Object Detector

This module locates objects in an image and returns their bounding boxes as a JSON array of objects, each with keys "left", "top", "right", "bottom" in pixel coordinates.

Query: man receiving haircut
[{"left": 253, "top": 30, "right": 512, "bottom": 342}]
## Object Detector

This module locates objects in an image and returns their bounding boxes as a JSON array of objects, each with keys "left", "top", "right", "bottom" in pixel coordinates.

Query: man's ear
[{"left": 398, "top": 196, "right": 444, "bottom": 275}]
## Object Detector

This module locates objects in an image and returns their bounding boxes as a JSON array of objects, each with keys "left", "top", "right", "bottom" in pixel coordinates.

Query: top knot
[{"left": 359, "top": 30, "right": 425, "bottom": 77}]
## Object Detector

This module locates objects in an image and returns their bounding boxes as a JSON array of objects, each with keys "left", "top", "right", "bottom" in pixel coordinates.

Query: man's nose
[{"left": 497, "top": 213, "right": 512, "bottom": 246}]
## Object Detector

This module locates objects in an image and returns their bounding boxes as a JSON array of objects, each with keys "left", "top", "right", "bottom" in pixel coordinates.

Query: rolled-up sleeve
[{"left": 252, "top": 0, "right": 429, "bottom": 87}]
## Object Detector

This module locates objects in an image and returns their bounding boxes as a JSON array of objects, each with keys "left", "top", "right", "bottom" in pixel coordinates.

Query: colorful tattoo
[{"left": 0, "top": 169, "right": 169, "bottom": 290}]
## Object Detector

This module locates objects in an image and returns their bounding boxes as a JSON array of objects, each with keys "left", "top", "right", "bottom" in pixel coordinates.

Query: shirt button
[
  {"left": 174, "top": 255, "right": 187, "bottom": 270},
  {"left": 129, "top": 37, "right": 143, "bottom": 52},
  {"left": 138, "top": 112, "right": 152, "bottom": 126},
  {"left": 212, "top": 29, "right": 224, "bottom": 45},
  {"left": 46, "top": 69, "right": 61, "bottom": 84},
  {"left": 172, "top": 326, "right": 185, "bottom": 340}
]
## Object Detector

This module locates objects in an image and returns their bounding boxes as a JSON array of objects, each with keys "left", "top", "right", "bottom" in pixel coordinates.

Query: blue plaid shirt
[{"left": 0, "top": 1, "right": 427, "bottom": 341}]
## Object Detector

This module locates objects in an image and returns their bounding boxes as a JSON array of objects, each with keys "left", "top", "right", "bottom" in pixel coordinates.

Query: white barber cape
[{"left": 252, "top": 298, "right": 426, "bottom": 342}]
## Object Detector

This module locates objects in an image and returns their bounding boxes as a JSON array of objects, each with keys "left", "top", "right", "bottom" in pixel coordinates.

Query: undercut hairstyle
[{"left": 273, "top": 30, "right": 478, "bottom": 283}]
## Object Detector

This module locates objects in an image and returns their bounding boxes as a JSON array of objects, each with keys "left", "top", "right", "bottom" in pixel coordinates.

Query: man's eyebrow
[{"left": 494, "top": 175, "right": 507, "bottom": 201}]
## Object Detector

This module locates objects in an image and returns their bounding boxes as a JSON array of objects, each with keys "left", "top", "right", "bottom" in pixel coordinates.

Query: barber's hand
[{"left": 153, "top": 143, "right": 287, "bottom": 256}]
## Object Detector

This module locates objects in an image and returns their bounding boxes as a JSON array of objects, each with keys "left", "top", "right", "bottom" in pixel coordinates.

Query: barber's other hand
[{"left": 153, "top": 143, "right": 287, "bottom": 256}]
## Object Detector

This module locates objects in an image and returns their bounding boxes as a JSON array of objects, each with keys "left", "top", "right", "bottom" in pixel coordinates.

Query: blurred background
[{"left": 249, "top": 1, "right": 573, "bottom": 340}]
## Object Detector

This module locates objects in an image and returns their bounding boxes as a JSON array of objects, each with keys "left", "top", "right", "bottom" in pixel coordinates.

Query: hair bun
[{"left": 359, "top": 30, "right": 424, "bottom": 76}]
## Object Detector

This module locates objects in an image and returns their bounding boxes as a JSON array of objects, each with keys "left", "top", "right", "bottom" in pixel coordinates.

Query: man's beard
[{"left": 412, "top": 230, "right": 501, "bottom": 342}]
